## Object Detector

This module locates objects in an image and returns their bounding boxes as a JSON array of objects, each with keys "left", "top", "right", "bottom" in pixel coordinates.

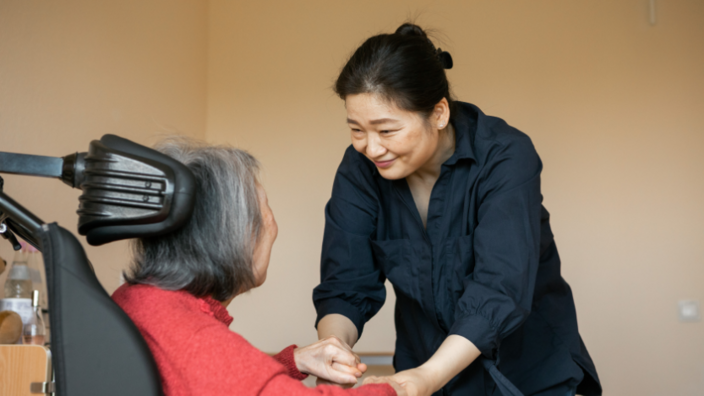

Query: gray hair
[{"left": 124, "top": 136, "right": 262, "bottom": 301}]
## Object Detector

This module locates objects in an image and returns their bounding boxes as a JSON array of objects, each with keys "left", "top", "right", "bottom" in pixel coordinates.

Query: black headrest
[{"left": 76, "top": 134, "right": 195, "bottom": 246}]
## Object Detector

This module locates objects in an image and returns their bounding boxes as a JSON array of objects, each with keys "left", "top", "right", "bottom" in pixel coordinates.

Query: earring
[{"left": 438, "top": 123, "right": 444, "bottom": 129}]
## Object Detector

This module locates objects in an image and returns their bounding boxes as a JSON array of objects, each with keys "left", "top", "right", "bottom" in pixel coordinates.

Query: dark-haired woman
[{"left": 313, "top": 24, "right": 602, "bottom": 396}]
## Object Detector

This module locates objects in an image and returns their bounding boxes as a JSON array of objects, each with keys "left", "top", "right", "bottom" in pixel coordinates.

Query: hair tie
[{"left": 436, "top": 48, "right": 453, "bottom": 69}]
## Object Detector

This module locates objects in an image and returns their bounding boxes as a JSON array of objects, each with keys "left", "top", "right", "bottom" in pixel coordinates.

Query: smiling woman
[{"left": 313, "top": 23, "right": 602, "bottom": 396}]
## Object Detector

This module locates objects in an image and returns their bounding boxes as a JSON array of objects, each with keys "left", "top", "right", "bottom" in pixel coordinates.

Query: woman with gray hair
[{"left": 112, "top": 137, "right": 404, "bottom": 396}]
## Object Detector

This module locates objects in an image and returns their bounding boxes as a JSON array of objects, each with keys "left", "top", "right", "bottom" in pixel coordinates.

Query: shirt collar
[
  {"left": 443, "top": 101, "right": 478, "bottom": 166},
  {"left": 199, "top": 296, "right": 234, "bottom": 326}
]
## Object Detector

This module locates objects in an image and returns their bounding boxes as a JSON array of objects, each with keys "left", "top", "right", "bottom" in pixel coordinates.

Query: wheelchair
[{"left": 0, "top": 135, "right": 197, "bottom": 395}]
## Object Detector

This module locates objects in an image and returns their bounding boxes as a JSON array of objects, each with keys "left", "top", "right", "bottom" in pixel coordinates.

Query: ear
[{"left": 432, "top": 98, "right": 451, "bottom": 130}]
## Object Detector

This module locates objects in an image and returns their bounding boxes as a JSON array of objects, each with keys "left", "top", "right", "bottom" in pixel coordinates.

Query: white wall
[{"left": 0, "top": 0, "right": 208, "bottom": 294}]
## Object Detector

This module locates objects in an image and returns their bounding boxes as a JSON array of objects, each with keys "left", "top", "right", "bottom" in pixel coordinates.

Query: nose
[{"left": 366, "top": 133, "right": 387, "bottom": 159}]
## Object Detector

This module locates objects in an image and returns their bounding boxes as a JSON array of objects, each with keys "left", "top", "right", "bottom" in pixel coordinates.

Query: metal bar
[
  {"left": 30, "top": 381, "right": 56, "bottom": 394},
  {"left": 6, "top": 218, "right": 41, "bottom": 250},
  {"left": 0, "top": 152, "right": 63, "bottom": 178},
  {"left": 0, "top": 190, "right": 44, "bottom": 236}
]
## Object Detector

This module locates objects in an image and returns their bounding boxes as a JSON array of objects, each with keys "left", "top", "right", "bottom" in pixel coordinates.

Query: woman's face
[
  {"left": 345, "top": 93, "right": 449, "bottom": 180},
  {"left": 251, "top": 183, "right": 277, "bottom": 287}
]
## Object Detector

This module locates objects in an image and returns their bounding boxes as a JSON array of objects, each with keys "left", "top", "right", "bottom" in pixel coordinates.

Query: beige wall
[
  {"left": 1, "top": 1, "right": 703, "bottom": 395},
  {"left": 207, "top": 1, "right": 704, "bottom": 395},
  {"left": 0, "top": 0, "right": 208, "bottom": 293}
]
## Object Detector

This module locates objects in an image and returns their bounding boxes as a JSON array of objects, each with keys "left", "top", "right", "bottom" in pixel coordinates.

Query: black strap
[{"left": 482, "top": 358, "right": 524, "bottom": 396}]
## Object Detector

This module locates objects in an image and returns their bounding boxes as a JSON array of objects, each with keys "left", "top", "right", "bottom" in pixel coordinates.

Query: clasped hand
[
  {"left": 293, "top": 336, "right": 414, "bottom": 396},
  {"left": 293, "top": 336, "right": 367, "bottom": 386}
]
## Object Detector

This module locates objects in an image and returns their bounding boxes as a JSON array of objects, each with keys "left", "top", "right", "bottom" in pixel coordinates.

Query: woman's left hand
[
  {"left": 374, "top": 335, "right": 480, "bottom": 396},
  {"left": 294, "top": 336, "right": 367, "bottom": 386},
  {"left": 384, "top": 368, "right": 436, "bottom": 396}
]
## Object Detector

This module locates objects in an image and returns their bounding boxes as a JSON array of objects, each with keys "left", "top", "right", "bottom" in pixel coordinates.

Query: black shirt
[{"left": 313, "top": 102, "right": 601, "bottom": 395}]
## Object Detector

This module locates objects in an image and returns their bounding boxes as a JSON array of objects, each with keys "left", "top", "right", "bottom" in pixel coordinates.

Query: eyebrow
[{"left": 347, "top": 118, "right": 399, "bottom": 126}]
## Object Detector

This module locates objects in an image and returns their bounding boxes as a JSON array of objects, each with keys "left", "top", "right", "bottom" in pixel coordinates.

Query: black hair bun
[
  {"left": 395, "top": 24, "right": 453, "bottom": 69},
  {"left": 395, "top": 23, "right": 427, "bottom": 38},
  {"left": 437, "top": 48, "right": 453, "bottom": 69}
]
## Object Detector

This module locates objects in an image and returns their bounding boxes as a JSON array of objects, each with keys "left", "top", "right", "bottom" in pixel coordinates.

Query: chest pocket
[{"left": 371, "top": 238, "right": 427, "bottom": 301}]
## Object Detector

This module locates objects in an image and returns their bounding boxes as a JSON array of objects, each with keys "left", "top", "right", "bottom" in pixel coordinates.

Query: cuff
[
  {"left": 448, "top": 312, "right": 499, "bottom": 359},
  {"left": 272, "top": 345, "right": 308, "bottom": 381},
  {"left": 314, "top": 298, "right": 367, "bottom": 339}
]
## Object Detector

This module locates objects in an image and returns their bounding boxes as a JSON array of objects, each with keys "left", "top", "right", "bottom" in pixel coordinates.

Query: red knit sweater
[{"left": 112, "top": 284, "right": 395, "bottom": 396}]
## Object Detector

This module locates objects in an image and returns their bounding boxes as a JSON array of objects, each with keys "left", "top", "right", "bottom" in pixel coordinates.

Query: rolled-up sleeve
[
  {"left": 313, "top": 148, "right": 386, "bottom": 338},
  {"left": 449, "top": 134, "right": 543, "bottom": 358}
]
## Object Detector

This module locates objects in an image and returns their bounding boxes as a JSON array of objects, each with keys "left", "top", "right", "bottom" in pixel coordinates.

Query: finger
[
  {"left": 324, "top": 370, "right": 357, "bottom": 385},
  {"left": 353, "top": 353, "right": 361, "bottom": 365},
  {"left": 324, "top": 370, "right": 359, "bottom": 386},
  {"left": 328, "top": 346, "right": 358, "bottom": 367},
  {"left": 331, "top": 361, "right": 362, "bottom": 377},
  {"left": 357, "top": 363, "right": 368, "bottom": 373},
  {"left": 329, "top": 374, "right": 358, "bottom": 385}
]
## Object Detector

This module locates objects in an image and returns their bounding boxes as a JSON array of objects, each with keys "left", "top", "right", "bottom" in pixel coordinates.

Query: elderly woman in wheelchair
[{"left": 111, "top": 137, "right": 404, "bottom": 396}]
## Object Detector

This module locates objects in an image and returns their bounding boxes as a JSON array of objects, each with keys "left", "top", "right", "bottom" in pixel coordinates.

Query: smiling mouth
[{"left": 373, "top": 159, "right": 396, "bottom": 168}]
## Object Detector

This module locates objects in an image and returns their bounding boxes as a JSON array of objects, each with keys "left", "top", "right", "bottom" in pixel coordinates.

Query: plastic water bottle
[
  {"left": 22, "top": 290, "right": 46, "bottom": 345},
  {"left": 1, "top": 249, "right": 34, "bottom": 344},
  {"left": 4, "top": 249, "right": 32, "bottom": 298},
  {"left": 24, "top": 243, "right": 47, "bottom": 309}
]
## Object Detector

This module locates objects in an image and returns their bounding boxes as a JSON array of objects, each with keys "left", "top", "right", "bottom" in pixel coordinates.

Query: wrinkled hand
[
  {"left": 366, "top": 368, "right": 435, "bottom": 396},
  {"left": 294, "top": 336, "right": 367, "bottom": 386},
  {"left": 363, "top": 376, "right": 408, "bottom": 396}
]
